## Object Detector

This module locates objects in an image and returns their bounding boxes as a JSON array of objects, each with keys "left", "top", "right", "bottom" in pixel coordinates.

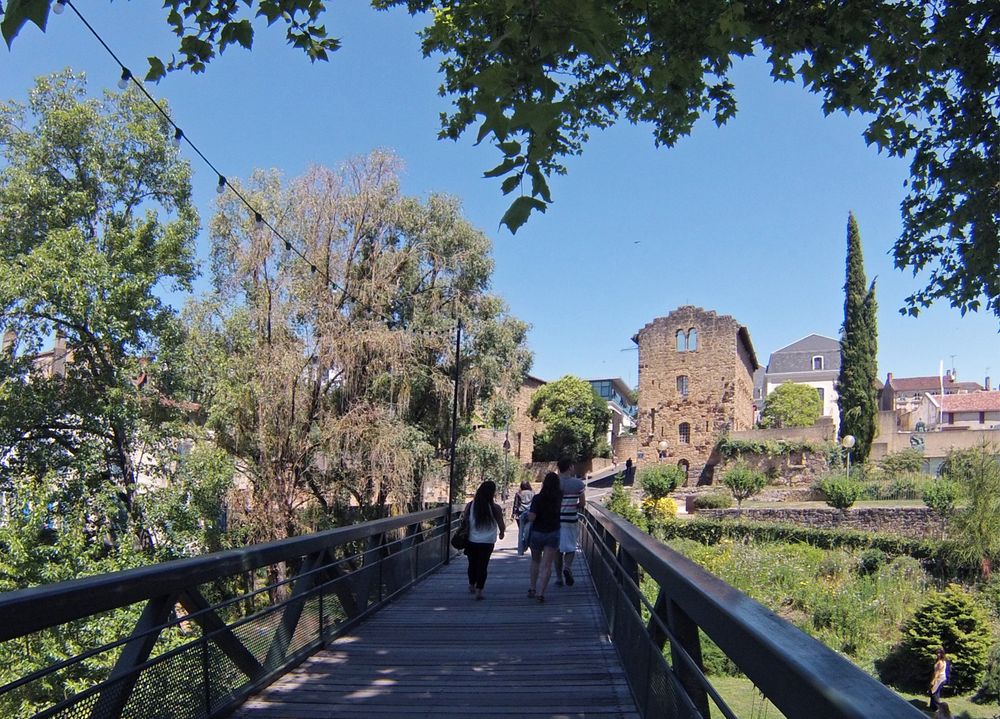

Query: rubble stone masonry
[{"left": 634, "top": 306, "right": 757, "bottom": 485}]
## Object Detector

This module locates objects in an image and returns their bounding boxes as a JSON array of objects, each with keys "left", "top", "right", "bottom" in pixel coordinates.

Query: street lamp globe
[{"left": 841, "top": 435, "right": 856, "bottom": 449}]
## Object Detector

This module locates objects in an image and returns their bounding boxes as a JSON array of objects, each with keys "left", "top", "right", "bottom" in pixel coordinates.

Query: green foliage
[
  {"left": 923, "top": 479, "right": 960, "bottom": 523},
  {"left": 858, "top": 548, "right": 888, "bottom": 576},
  {"left": 669, "top": 537, "right": 929, "bottom": 669},
  {"left": 944, "top": 444, "right": 1000, "bottom": 577},
  {"left": 977, "top": 643, "right": 1000, "bottom": 702},
  {"left": 893, "top": 584, "right": 992, "bottom": 692},
  {"left": 720, "top": 463, "right": 767, "bottom": 512},
  {"left": 638, "top": 464, "right": 684, "bottom": 499},
  {"left": 6, "top": 1, "right": 998, "bottom": 316},
  {"left": 0, "top": 71, "right": 198, "bottom": 537},
  {"left": 606, "top": 478, "right": 645, "bottom": 529},
  {"left": 878, "top": 449, "right": 925, "bottom": 478},
  {"left": 759, "top": 382, "right": 823, "bottom": 428},
  {"left": 819, "top": 473, "right": 862, "bottom": 512},
  {"left": 656, "top": 517, "right": 950, "bottom": 571},
  {"left": 715, "top": 437, "right": 832, "bottom": 460},
  {"left": 692, "top": 492, "right": 733, "bottom": 510},
  {"left": 529, "top": 375, "right": 611, "bottom": 462},
  {"left": 837, "top": 214, "right": 879, "bottom": 463}
]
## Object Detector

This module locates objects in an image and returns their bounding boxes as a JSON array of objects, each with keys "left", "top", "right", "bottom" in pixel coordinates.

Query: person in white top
[{"left": 463, "top": 480, "right": 506, "bottom": 600}]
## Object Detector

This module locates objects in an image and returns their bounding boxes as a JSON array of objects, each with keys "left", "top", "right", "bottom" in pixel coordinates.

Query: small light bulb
[
  {"left": 52, "top": 0, "right": 66, "bottom": 14},
  {"left": 254, "top": 213, "right": 264, "bottom": 228},
  {"left": 171, "top": 127, "right": 183, "bottom": 148},
  {"left": 117, "top": 68, "right": 131, "bottom": 90},
  {"left": 216, "top": 175, "right": 226, "bottom": 194}
]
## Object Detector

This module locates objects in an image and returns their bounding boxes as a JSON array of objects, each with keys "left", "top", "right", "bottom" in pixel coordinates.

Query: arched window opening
[
  {"left": 678, "top": 459, "right": 690, "bottom": 483},
  {"left": 676, "top": 330, "right": 686, "bottom": 352},
  {"left": 688, "top": 328, "right": 698, "bottom": 350},
  {"left": 812, "top": 355, "right": 824, "bottom": 370},
  {"left": 679, "top": 422, "right": 691, "bottom": 444}
]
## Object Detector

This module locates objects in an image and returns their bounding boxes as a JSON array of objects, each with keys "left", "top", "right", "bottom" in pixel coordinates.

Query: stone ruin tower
[{"left": 633, "top": 306, "right": 758, "bottom": 485}]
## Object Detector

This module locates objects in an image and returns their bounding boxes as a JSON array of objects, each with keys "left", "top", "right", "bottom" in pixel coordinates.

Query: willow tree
[{"left": 188, "top": 152, "right": 530, "bottom": 542}]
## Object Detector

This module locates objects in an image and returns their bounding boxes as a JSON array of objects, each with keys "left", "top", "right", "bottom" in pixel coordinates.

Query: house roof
[
  {"left": 771, "top": 334, "right": 840, "bottom": 355},
  {"left": 588, "top": 377, "right": 635, "bottom": 401},
  {"left": 889, "top": 375, "right": 982, "bottom": 392},
  {"left": 928, "top": 392, "right": 1000, "bottom": 412}
]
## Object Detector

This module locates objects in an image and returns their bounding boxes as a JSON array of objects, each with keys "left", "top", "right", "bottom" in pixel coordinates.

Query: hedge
[{"left": 654, "top": 518, "right": 972, "bottom": 576}]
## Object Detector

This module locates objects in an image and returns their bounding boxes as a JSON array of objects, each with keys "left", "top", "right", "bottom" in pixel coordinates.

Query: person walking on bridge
[
  {"left": 526, "top": 472, "right": 562, "bottom": 602},
  {"left": 464, "top": 480, "right": 505, "bottom": 600},
  {"left": 555, "top": 458, "right": 586, "bottom": 587}
]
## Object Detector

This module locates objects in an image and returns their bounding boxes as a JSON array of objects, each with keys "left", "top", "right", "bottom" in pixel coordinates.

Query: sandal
[
  {"left": 537, "top": 595, "right": 545, "bottom": 603},
  {"left": 527, "top": 589, "right": 536, "bottom": 598}
]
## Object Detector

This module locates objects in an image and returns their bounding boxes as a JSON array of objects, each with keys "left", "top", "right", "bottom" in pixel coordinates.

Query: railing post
[{"left": 665, "top": 597, "right": 710, "bottom": 718}]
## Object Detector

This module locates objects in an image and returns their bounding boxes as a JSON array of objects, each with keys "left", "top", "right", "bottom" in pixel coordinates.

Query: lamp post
[
  {"left": 657, "top": 440, "right": 668, "bottom": 460},
  {"left": 502, "top": 433, "right": 511, "bottom": 499},
  {"left": 841, "top": 434, "right": 856, "bottom": 480}
]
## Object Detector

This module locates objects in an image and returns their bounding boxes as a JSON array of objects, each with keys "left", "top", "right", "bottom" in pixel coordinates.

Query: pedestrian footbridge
[{"left": 0, "top": 504, "right": 924, "bottom": 719}]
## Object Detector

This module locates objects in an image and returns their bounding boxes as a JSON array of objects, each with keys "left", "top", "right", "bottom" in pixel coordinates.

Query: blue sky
[{"left": 3, "top": 2, "right": 998, "bottom": 389}]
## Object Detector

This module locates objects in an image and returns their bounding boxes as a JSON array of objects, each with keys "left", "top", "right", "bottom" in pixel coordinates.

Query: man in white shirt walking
[{"left": 554, "top": 457, "right": 586, "bottom": 587}]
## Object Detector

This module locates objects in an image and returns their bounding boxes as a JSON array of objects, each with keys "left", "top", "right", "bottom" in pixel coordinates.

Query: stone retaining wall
[{"left": 697, "top": 506, "right": 941, "bottom": 539}]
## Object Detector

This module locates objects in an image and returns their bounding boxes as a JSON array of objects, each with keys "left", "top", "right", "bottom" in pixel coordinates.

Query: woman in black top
[{"left": 526, "top": 472, "right": 562, "bottom": 602}]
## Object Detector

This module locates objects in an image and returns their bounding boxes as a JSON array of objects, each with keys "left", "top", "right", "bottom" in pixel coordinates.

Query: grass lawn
[{"left": 706, "top": 676, "right": 998, "bottom": 718}]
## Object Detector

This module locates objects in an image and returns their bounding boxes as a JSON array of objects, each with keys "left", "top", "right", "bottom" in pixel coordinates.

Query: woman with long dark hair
[
  {"left": 464, "top": 480, "right": 506, "bottom": 600},
  {"left": 526, "top": 472, "right": 562, "bottom": 603}
]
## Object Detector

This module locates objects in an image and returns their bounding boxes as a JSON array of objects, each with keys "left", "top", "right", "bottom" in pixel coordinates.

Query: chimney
[
  {"left": 1, "top": 329, "right": 15, "bottom": 355},
  {"left": 886, "top": 372, "right": 893, "bottom": 384},
  {"left": 52, "top": 330, "right": 67, "bottom": 377},
  {"left": 987, "top": 376, "right": 992, "bottom": 391}
]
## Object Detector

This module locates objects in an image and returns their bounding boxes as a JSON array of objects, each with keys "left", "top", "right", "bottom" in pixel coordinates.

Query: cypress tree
[{"left": 837, "top": 213, "right": 879, "bottom": 462}]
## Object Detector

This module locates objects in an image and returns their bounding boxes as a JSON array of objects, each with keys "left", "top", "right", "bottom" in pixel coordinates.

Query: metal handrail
[
  {"left": 583, "top": 502, "right": 925, "bottom": 719},
  {"left": 0, "top": 506, "right": 455, "bottom": 719}
]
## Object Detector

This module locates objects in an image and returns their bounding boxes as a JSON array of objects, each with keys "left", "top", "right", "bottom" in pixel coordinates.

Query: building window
[
  {"left": 688, "top": 328, "right": 698, "bottom": 351},
  {"left": 650, "top": 408, "right": 656, "bottom": 433},
  {"left": 676, "top": 330, "right": 686, "bottom": 352},
  {"left": 980, "top": 412, "right": 986, "bottom": 424},
  {"left": 679, "top": 422, "right": 690, "bottom": 444},
  {"left": 812, "top": 355, "right": 824, "bottom": 370},
  {"left": 947, "top": 413, "right": 954, "bottom": 425},
  {"left": 677, "top": 375, "right": 689, "bottom": 397},
  {"left": 678, "top": 459, "right": 689, "bottom": 483},
  {"left": 816, "top": 387, "right": 825, "bottom": 404}
]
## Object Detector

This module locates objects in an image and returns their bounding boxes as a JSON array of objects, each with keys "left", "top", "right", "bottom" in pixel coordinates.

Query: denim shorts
[{"left": 528, "top": 529, "right": 560, "bottom": 552}]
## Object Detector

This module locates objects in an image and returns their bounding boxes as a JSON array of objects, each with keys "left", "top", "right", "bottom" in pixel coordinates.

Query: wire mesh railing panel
[
  {"left": 0, "top": 508, "right": 453, "bottom": 719},
  {"left": 609, "top": 586, "right": 651, "bottom": 717},
  {"left": 117, "top": 646, "right": 206, "bottom": 719}
]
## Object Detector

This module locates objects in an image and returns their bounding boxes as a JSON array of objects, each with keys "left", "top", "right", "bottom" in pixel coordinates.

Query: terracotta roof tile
[
  {"left": 935, "top": 392, "right": 1000, "bottom": 412},
  {"left": 889, "top": 375, "right": 981, "bottom": 392}
]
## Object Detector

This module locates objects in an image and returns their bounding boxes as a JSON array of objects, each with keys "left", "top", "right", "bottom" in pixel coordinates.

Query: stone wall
[
  {"left": 633, "top": 306, "right": 756, "bottom": 485},
  {"left": 475, "top": 375, "right": 544, "bottom": 463},
  {"left": 727, "top": 417, "right": 837, "bottom": 444},
  {"left": 697, "top": 506, "right": 941, "bottom": 539},
  {"left": 717, "top": 452, "right": 831, "bottom": 486},
  {"left": 613, "top": 434, "right": 638, "bottom": 464}
]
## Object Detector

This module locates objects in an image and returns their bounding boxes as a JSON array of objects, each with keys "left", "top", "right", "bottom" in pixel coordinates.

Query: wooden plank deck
[{"left": 232, "top": 532, "right": 640, "bottom": 719}]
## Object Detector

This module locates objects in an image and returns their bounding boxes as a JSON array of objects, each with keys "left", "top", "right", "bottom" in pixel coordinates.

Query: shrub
[
  {"left": 923, "top": 479, "right": 960, "bottom": 538},
  {"left": 642, "top": 496, "right": 677, "bottom": 522},
  {"left": 693, "top": 492, "right": 733, "bottom": 510},
  {"left": 977, "top": 643, "right": 1000, "bottom": 702},
  {"left": 606, "top": 478, "right": 646, "bottom": 529},
  {"left": 721, "top": 463, "right": 767, "bottom": 514},
  {"left": 878, "top": 449, "right": 925, "bottom": 478},
  {"left": 700, "top": 634, "right": 739, "bottom": 676},
  {"left": 886, "top": 583, "right": 993, "bottom": 692},
  {"left": 818, "top": 473, "right": 861, "bottom": 512},
  {"left": 858, "top": 548, "right": 888, "bottom": 576},
  {"left": 639, "top": 464, "right": 685, "bottom": 499}
]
